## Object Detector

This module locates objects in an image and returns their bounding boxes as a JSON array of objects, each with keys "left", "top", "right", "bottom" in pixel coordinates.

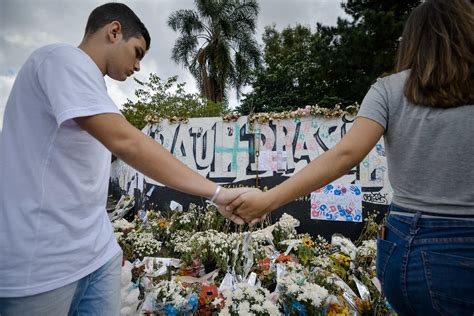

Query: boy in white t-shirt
[{"left": 0, "top": 3, "right": 256, "bottom": 315}]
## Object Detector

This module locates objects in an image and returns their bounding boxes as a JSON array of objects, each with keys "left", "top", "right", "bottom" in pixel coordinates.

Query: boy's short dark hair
[{"left": 85, "top": 3, "right": 150, "bottom": 50}]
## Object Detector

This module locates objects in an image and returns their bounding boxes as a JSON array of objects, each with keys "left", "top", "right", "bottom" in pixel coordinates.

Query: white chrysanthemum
[
  {"left": 287, "top": 283, "right": 300, "bottom": 294},
  {"left": 219, "top": 307, "right": 231, "bottom": 316},
  {"left": 234, "top": 288, "right": 244, "bottom": 300},
  {"left": 332, "top": 235, "right": 357, "bottom": 259},
  {"left": 262, "top": 300, "right": 280, "bottom": 314},
  {"left": 238, "top": 301, "right": 251, "bottom": 314},
  {"left": 313, "top": 256, "right": 332, "bottom": 269},
  {"left": 113, "top": 218, "right": 135, "bottom": 231},
  {"left": 278, "top": 213, "right": 300, "bottom": 229},
  {"left": 252, "top": 303, "right": 264, "bottom": 313},
  {"left": 297, "top": 283, "right": 329, "bottom": 307},
  {"left": 130, "top": 232, "right": 161, "bottom": 257},
  {"left": 254, "top": 292, "right": 265, "bottom": 302},
  {"left": 357, "top": 239, "right": 377, "bottom": 257},
  {"left": 221, "top": 288, "right": 231, "bottom": 297}
]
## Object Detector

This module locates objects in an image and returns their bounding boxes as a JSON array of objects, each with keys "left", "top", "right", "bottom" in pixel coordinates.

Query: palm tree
[{"left": 168, "top": 0, "right": 261, "bottom": 103}]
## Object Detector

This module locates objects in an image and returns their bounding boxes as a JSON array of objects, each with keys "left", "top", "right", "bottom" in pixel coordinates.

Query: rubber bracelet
[{"left": 209, "top": 185, "right": 222, "bottom": 204}]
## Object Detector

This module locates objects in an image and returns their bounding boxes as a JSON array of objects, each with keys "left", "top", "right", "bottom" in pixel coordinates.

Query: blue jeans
[
  {"left": 376, "top": 205, "right": 474, "bottom": 316},
  {"left": 0, "top": 251, "right": 122, "bottom": 316}
]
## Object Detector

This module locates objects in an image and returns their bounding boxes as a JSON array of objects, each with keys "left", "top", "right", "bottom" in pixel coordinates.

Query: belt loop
[
  {"left": 387, "top": 203, "right": 395, "bottom": 216},
  {"left": 409, "top": 211, "right": 422, "bottom": 233}
]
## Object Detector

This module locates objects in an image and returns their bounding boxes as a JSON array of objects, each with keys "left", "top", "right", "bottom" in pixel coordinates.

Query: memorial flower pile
[{"left": 113, "top": 201, "right": 394, "bottom": 315}]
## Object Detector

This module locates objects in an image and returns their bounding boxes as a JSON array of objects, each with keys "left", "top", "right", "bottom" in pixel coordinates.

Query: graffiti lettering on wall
[
  {"left": 362, "top": 192, "right": 388, "bottom": 204},
  {"left": 110, "top": 115, "right": 392, "bottom": 217}
]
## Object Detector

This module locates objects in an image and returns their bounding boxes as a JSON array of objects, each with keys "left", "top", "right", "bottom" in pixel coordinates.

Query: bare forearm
[{"left": 114, "top": 132, "right": 217, "bottom": 199}]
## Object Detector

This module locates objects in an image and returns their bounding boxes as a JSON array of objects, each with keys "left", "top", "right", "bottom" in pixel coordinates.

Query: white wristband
[{"left": 209, "top": 185, "right": 222, "bottom": 203}]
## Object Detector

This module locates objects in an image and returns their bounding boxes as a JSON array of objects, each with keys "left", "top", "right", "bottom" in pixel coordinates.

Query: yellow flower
[
  {"left": 302, "top": 237, "right": 313, "bottom": 248},
  {"left": 157, "top": 219, "right": 169, "bottom": 228}
]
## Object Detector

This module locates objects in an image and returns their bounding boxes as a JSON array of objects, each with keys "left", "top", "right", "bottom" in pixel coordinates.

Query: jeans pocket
[
  {"left": 376, "top": 238, "right": 396, "bottom": 288},
  {"left": 422, "top": 251, "right": 474, "bottom": 316}
]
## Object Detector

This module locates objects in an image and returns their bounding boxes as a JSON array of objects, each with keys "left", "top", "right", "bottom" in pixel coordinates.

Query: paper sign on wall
[{"left": 310, "top": 183, "right": 363, "bottom": 222}]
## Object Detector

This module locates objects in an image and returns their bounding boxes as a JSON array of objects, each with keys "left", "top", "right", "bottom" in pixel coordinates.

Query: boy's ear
[{"left": 107, "top": 21, "right": 122, "bottom": 42}]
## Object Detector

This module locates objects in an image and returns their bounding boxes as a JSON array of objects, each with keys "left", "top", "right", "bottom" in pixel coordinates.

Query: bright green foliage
[
  {"left": 120, "top": 74, "right": 227, "bottom": 130},
  {"left": 168, "top": 0, "right": 261, "bottom": 102},
  {"left": 238, "top": 0, "right": 421, "bottom": 114}
]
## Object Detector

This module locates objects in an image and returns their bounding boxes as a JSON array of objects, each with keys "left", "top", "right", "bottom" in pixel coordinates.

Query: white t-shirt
[{"left": 0, "top": 44, "right": 122, "bottom": 297}]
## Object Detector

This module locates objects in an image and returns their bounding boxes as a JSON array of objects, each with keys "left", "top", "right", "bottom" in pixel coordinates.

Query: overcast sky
[{"left": 0, "top": 0, "right": 347, "bottom": 131}]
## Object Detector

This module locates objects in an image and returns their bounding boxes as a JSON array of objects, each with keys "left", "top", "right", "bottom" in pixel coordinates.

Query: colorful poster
[{"left": 310, "top": 183, "right": 363, "bottom": 222}]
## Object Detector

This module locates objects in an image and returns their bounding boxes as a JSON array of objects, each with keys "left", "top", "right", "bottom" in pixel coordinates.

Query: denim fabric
[
  {"left": 376, "top": 204, "right": 474, "bottom": 316},
  {"left": 0, "top": 251, "right": 122, "bottom": 316}
]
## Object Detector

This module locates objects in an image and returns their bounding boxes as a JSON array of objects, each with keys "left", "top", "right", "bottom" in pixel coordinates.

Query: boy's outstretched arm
[{"left": 75, "top": 113, "right": 258, "bottom": 224}]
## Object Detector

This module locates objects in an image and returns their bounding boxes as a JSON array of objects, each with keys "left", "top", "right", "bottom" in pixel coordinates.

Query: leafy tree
[
  {"left": 238, "top": 0, "right": 421, "bottom": 114},
  {"left": 121, "top": 74, "right": 226, "bottom": 130},
  {"left": 316, "top": 0, "right": 421, "bottom": 105},
  {"left": 168, "top": 0, "right": 261, "bottom": 103},
  {"left": 238, "top": 25, "right": 324, "bottom": 114}
]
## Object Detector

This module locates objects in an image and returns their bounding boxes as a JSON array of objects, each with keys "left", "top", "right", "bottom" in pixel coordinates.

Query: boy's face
[{"left": 108, "top": 35, "right": 147, "bottom": 81}]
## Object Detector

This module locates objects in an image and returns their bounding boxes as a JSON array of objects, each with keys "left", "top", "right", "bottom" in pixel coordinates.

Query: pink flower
[{"left": 302, "top": 105, "right": 312, "bottom": 116}]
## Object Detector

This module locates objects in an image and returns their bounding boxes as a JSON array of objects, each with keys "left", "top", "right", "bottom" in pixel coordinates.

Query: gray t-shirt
[{"left": 357, "top": 70, "right": 474, "bottom": 215}]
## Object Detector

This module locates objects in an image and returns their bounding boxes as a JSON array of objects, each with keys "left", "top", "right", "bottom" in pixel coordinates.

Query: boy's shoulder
[
  {"left": 29, "top": 43, "right": 93, "bottom": 73},
  {"left": 33, "top": 43, "right": 80, "bottom": 60}
]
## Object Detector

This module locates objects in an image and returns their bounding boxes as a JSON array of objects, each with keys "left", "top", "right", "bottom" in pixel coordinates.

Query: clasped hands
[{"left": 213, "top": 187, "right": 273, "bottom": 225}]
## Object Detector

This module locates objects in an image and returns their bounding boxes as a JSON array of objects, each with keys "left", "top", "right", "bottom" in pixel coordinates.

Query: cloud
[
  {"left": 0, "top": 75, "right": 15, "bottom": 130},
  {"left": 4, "top": 32, "right": 60, "bottom": 48},
  {"left": 258, "top": 0, "right": 347, "bottom": 30}
]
